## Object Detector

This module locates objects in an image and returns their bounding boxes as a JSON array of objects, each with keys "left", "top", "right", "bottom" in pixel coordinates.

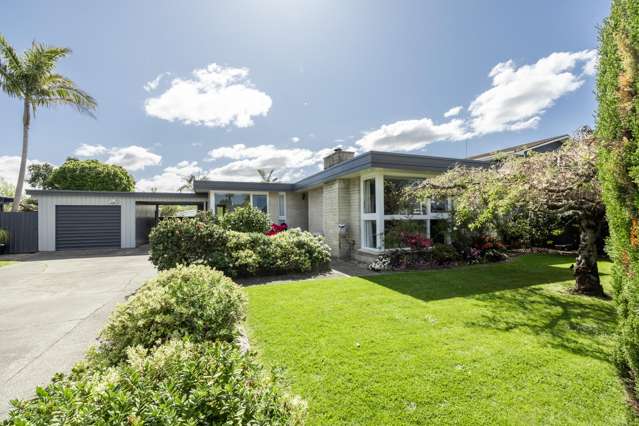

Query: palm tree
[
  {"left": 0, "top": 35, "right": 96, "bottom": 211},
  {"left": 257, "top": 169, "right": 278, "bottom": 183}
]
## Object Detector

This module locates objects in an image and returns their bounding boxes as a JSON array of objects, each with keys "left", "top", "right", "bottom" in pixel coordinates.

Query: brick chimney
[{"left": 323, "top": 148, "right": 355, "bottom": 170}]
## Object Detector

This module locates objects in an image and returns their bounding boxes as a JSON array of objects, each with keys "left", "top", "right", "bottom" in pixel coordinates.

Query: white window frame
[
  {"left": 359, "top": 173, "right": 452, "bottom": 252},
  {"left": 277, "top": 192, "right": 286, "bottom": 222},
  {"left": 209, "top": 191, "right": 269, "bottom": 216}
]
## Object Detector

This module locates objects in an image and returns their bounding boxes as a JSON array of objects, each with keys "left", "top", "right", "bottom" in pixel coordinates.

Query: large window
[
  {"left": 361, "top": 174, "right": 451, "bottom": 252},
  {"left": 213, "top": 192, "right": 268, "bottom": 216},
  {"left": 383, "top": 177, "right": 426, "bottom": 215},
  {"left": 252, "top": 194, "right": 268, "bottom": 213}
]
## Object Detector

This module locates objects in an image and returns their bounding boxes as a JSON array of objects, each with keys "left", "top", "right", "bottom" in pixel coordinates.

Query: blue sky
[{"left": 0, "top": 0, "right": 609, "bottom": 190}]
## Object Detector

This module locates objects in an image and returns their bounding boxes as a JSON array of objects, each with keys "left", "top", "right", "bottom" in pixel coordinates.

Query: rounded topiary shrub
[
  {"left": 219, "top": 205, "right": 271, "bottom": 233},
  {"left": 6, "top": 339, "right": 306, "bottom": 425},
  {"left": 93, "top": 265, "right": 246, "bottom": 365},
  {"left": 268, "top": 229, "right": 332, "bottom": 274}
]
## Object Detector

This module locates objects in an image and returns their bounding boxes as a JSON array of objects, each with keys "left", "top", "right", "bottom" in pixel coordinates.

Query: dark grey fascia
[{"left": 192, "top": 181, "right": 296, "bottom": 193}]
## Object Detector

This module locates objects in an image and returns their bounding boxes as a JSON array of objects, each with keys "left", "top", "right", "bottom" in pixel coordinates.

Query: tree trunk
[
  {"left": 12, "top": 99, "right": 30, "bottom": 212},
  {"left": 573, "top": 216, "right": 605, "bottom": 297}
]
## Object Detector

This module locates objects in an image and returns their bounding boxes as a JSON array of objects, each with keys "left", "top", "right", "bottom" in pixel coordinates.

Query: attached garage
[
  {"left": 55, "top": 205, "right": 121, "bottom": 250},
  {"left": 27, "top": 190, "right": 207, "bottom": 251}
]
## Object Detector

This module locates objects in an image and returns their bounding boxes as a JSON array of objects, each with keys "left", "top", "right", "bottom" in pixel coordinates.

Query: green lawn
[
  {"left": 246, "top": 254, "right": 635, "bottom": 425},
  {"left": 0, "top": 260, "right": 14, "bottom": 267}
]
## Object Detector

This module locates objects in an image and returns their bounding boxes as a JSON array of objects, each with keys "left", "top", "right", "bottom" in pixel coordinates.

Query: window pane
[
  {"left": 214, "top": 193, "right": 250, "bottom": 215},
  {"left": 383, "top": 220, "right": 428, "bottom": 249},
  {"left": 278, "top": 193, "right": 285, "bottom": 218},
  {"left": 430, "top": 219, "right": 449, "bottom": 244},
  {"left": 363, "top": 220, "right": 377, "bottom": 249},
  {"left": 363, "top": 178, "right": 376, "bottom": 214},
  {"left": 430, "top": 198, "right": 448, "bottom": 213},
  {"left": 252, "top": 194, "right": 267, "bottom": 214},
  {"left": 383, "top": 177, "right": 425, "bottom": 215}
]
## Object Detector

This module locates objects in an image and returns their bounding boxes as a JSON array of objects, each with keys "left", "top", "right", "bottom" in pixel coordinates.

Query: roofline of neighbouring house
[
  {"left": 466, "top": 134, "right": 570, "bottom": 160},
  {"left": 26, "top": 189, "right": 207, "bottom": 201},
  {"left": 194, "top": 151, "right": 488, "bottom": 193}
]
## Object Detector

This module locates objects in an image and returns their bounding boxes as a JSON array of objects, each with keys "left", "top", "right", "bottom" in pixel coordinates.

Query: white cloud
[
  {"left": 443, "top": 106, "right": 463, "bottom": 118},
  {"left": 290, "top": 136, "right": 300, "bottom": 143},
  {"left": 144, "top": 63, "right": 272, "bottom": 128},
  {"left": 354, "top": 49, "right": 596, "bottom": 152},
  {"left": 143, "top": 72, "right": 170, "bottom": 92},
  {"left": 204, "top": 144, "right": 358, "bottom": 182},
  {"left": 74, "top": 144, "right": 161, "bottom": 171},
  {"left": 74, "top": 144, "right": 108, "bottom": 157},
  {"left": 356, "top": 118, "right": 470, "bottom": 152},
  {"left": 106, "top": 146, "right": 161, "bottom": 171},
  {"left": 0, "top": 155, "right": 43, "bottom": 191},
  {"left": 468, "top": 49, "right": 597, "bottom": 134},
  {"left": 136, "top": 161, "right": 202, "bottom": 192}
]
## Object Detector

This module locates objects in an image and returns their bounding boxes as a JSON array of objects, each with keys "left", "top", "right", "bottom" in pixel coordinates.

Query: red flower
[{"left": 265, "top": 223, "right": 288, "bottom": 236}]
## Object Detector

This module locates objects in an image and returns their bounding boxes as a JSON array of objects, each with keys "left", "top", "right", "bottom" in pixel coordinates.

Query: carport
[{"left": 27, "top": 190, "right": 207, "bottom": 251}]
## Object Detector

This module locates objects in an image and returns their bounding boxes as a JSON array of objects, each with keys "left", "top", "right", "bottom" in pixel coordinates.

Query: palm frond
[
  {"left": 31, "top": 73, "right": 97, "bottom": 116},
  {"left": 0, "top": 34, "right": 23, "bottom": 75}
]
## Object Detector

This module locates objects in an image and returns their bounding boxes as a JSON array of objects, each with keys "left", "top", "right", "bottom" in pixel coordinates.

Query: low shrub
[
  {"left": 0, "top": 228, "right": 8, "bottom": 244},
  {"left": 149, "top": 216, "right": 331, "bottom": 277},
  {"left": 219, "top": 205, "right": 271, "bottom": 233},
  {"left": 149, "top": 216, "right": 229, "bottom": 271},
  {"left": 92, "top": 265, "right": 246, "bottom": 365},
  {"left": 431, "top": 243, "right": 461, "bottom": 264},
  {"left": 5, "top": 339, "right": 305, "bottom": 425}
]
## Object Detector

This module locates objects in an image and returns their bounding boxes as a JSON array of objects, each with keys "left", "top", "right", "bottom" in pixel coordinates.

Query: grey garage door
[{"left": 55, "top": 205, "right": 121, "bottom": 250}]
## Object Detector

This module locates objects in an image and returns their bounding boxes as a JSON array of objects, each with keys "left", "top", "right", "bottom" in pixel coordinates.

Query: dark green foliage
[
  {"left": 430, "top": 243, "right": 461, "bottom": 264},
  {"left": 47, "top": 159, "right": 135, "bottom": 192},
  {"left": 26, "top": 163, "right": 55, "bottom": 189},
  {"left": 0, "top": 229, "right": 8, "bottom": 244},
  {"left": 596, "top": 0, "right": 639, "bottom": 392},
  {"left": 149, "top": 215, "right": 331, "bottom": 277},
  {"left": 91, "top": 265, "right": 246, "bottom": 366},
  {"left": 4, "top": 339, "right": 305, "bottom": 425},
  {"left": 219, "top": 205, "right": 271, "bottom": 233}
]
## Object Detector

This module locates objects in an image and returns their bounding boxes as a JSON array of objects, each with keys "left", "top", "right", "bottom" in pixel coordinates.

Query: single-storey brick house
[
  {"left": 192, "top": 149, "right": 487, "bottom": 262},
  {"left": 26, "top": 135, "right": 568, "bottom": 258}
]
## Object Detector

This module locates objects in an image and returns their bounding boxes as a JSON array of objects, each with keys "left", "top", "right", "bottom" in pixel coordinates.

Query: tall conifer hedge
[{"left": 596, "top": 0, "right": 639, "bottom": 392}]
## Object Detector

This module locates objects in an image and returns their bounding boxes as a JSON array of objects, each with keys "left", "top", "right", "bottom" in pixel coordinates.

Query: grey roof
[
  {"left": 467, "top": 134, "right": 569, "bottom": 160},
  {"left": 194, "top": 151, "right": 488, "bottom": 193},
  {"left": 27, "top": 189, "right": 206, "bottom": 201}
]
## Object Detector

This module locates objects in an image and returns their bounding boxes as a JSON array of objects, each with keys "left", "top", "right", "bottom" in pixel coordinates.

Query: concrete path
[{"left": 0, "top": 250, "right": 156, "bottom": 417}]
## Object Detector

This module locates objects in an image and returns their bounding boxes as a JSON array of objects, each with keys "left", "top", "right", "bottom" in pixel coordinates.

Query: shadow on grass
[
  {"left": 361, "top": 255, "right": 575, "bottom": 303},
  {"left": 466, "top": 286, "right": 616, "bottom": 362},
  {"left": 362, "top": 254, "right": 616, "bottom": 362}
]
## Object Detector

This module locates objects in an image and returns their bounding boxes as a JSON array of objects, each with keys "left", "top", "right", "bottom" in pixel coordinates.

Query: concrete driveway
[{"left": 0, "top": 248, "right": 156, "bottom": 417}]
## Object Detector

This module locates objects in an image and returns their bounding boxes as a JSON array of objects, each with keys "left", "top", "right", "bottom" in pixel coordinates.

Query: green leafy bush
[
  {"left": 219, "top": 205, "right": 271, "bottom": 233},
  {"left": 47, "top": 158, "right": 135, "bottom": 192},
  {"left": 0, "top": 229, "right": 8, "bottom": 244},
  {"left": 431, "top": 243, "right": 461, "bottom": 264},
  {"left": 5, "top": 339, "right": 305, "bottom": 425},
  {"left": 92, "top": 265, "right": 246, "bottom": 365},
  {"left": 149, "top": 216, "right": 331, "bottom": 277}
]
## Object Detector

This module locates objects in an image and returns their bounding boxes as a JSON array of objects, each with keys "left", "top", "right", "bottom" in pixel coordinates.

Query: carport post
[{"left": 155, "top": 204, "right": 159, "bottom": 223}]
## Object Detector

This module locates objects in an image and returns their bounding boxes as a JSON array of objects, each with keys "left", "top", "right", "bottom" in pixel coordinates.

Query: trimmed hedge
[
  {"left": 5, "top": 339, "right": 305, "bottom": 425},
  {"left": 149, "top": 216, "right": 331, "bottom": 277},
  {"left": 90, "top": 265, "right": 246, "bottom": 366},
  {"left": 595, "top": 0, "right": 639, "bottom": 393}
]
